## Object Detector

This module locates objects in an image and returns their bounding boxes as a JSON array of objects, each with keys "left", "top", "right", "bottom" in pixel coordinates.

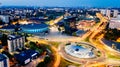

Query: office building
[
  {"left": 109, "top": 19, "right": 120, "bottom": 29},
  {"left": 0, "top": 54, "right": 9, "bottom": 67},
  {"left": 106, "top": 10, "right": 111, "bottom": 18},
  {"left": 14, "top": 49, "right": 39, "bottom": 65},
  {"left": 113, "top": 10, "right": 119, "bottom": 18},
  {"left": 0, "top": 15, "right": 9, "bottom": 24},
  {"left": 100, "top": 9, "right": 106, "bottom": 16},
  {"left": 7, "top": 35, "right": 25, "bottom": 53},
  {"left": 100, "top": 9, "right": 111, "bottom": 18},
  {"left": 0, "top": 25, "right": 16, "bottom": 32}
]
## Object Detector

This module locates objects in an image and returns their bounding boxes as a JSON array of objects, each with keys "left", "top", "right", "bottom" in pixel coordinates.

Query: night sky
[{"left": 0, "top": 0, "right": 120, "bottom": 7}]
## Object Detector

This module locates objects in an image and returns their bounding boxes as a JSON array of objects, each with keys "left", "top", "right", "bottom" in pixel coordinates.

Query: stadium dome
[{"left": 21, "top": 23, "right": 49, "bottom": 33}]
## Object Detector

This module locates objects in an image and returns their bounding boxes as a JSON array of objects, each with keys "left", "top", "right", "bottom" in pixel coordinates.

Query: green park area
[
  {"left": 59, "top": 58, "right": 80, "bottom": 67},
  {"left": 107, "top": 53, "right": 120, "bottom": 60}
]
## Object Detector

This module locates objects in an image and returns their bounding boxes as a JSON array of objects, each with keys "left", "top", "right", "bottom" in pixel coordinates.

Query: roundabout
[
  {"left": 58, "top": 42, "right": 103, "bottom": 64},
  {"left": 65, "top": 42, "right": 95, "bottom": 58}
]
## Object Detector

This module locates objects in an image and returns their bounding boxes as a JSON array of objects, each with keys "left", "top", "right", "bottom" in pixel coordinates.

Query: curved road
[{"left": 31, "top": 13, "right": 120, "bottom": 67}]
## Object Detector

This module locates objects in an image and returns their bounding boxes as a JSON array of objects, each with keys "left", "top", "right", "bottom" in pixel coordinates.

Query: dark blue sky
[{"left": 0, "top": 0, "right": 120, "bottom": 7}]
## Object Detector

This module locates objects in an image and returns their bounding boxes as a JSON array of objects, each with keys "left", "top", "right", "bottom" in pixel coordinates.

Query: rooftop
[
  {"left": 0, "top": 54, "right": 7, "bottom": 61},
  {"left": 21, "top": 23, "right": 49, "bottom": 29},
  {"left": 14, "top": 49, "right": 39, "bottom": 62},
  {"left": 29, "top": 18, "right": 48, "bottom": 22},
  {"left": 8, "top": 34, "right": 22, "bottom": 40},
  {"left": 1, "top": 25, "right": 16, "bottom": 29}
]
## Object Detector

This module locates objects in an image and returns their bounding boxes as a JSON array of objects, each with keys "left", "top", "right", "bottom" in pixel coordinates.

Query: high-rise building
[
  {"left": 0, "top": 15, "right": 9, "bottom": 24},
  {"left": 106, "top": 9, "right": 111, "bottom": 18},
  {"left": 100, "top": 9, "right": 106, "bottom": 16},
  {"left": 117, "top": 15, "right": 120, "bottom": 19},
  {"left": 7, "top": 35, "right": 25, "bottom": 53},
  {"left": 109, "top": 19, "right": 120, "bottom": 29},
  {"left": 0, "top": 54, "right": 9, "bottom": 67},
  {"left": 100, "top": 9, "right": 111, "bottom": 18},
  {"left": 113, "top": 10, "right": 119, "bottom": 18}
]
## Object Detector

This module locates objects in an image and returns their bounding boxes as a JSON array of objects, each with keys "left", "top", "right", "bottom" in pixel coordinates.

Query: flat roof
[
  {"left": 0, "top": 54, "right": 7, "bottom": 61},
  {"left": 14, "top": 49, "right": 39, "bottom": 62},
  {"left": 29, "top": 18, "right": 48, "bottom": 21},
  {"left": 8, "top": 34, "right": 22, "bottom": 40},
  {"left": 1, "top": 25, "right": 16, "bottom": 29},
  {"left": 21, "top": 23, "right": 49, "bottom": 29}
]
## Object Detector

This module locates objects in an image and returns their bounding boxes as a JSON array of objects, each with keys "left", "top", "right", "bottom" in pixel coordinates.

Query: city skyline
[
  {"left": 0, "top": 0, "right": 120, "bottom": 8},
  {"left": 0, "top": 3, "right": 120, "bottom": 67}
]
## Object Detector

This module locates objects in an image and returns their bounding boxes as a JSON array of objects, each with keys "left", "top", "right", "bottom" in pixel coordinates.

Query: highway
[
  {"left": 58, "top": 13, "right": 120, "bottom": 67},
  {"left": 25, "top": 16, "right": 64, "bottom": 67},
  {"left": 84, "top": 13, "right": 120, "bottom": 67},
  {"left": 27, "top": 13, "right": 120, "bottom": 67},
  {"left": 27, "top": 37, "right": 61, "bottom": 67}
]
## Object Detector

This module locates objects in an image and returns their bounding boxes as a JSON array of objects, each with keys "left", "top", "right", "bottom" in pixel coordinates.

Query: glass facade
[
  {"left": 21, "top": 23, "right": 49, "bottom": 33},
  {"left": 22, "top": 27, "right": 49, "bottom": 33}
]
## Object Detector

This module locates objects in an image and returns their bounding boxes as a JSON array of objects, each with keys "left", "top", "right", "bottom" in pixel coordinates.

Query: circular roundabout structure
[
  {"left": 65, "top": 43, "right": 95, "bottom": 58},
  {"left": 59, "top": 42, "right": 102, "bottom": 64}
]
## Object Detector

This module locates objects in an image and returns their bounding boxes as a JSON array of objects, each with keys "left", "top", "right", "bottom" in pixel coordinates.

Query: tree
[
  {"left": 37, "top": 62, "right": 46, "bottom": 67},
  {"left": 1, "top": 34, "right": 7, "bottom": 46},
  {"left": 72, "top": 32, "right": 77, "bottom": 36},
  {"left": 44, "top": 56, "right": 51, "bottom": 64},
  {"left": 29, "top": 42, "right": 36, "bottom": 50},
  {"left": 58, "top": 27, "right": 61, "bottom": 32},
  {"left": 37, "top": 56, "right": 51, "bottom": 67}
]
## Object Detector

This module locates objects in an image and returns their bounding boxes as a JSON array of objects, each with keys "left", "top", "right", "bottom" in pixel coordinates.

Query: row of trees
[
  {"left": 37, "top": 56, "right": 51, "bottom": 67},
  {"left": 104, "top": 29, "right": 120, "bottom": 41},
  {"left": 29, "top": 41, "right": 53, "bottom": 67}
]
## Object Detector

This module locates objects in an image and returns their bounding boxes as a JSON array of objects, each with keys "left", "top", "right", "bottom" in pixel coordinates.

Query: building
[
  {"left": 76, "top": 20, "right": 96, "bottom": 30},
  {"left": 0, "top": 54, "right": 9, "bottom": 67},
  {"left": 106, "top": 10, "right": 111, "bottom": 18},
  {"left": 0, "top": 15, "right": 9, "bottom": 24},
  {"left": 100, "top": 9, "right": 111, "bottom": 18},
  {"left": 109, "top": 15, "right": 120, "bottom": 29},
  {"left": 64, "top": 16, "right": 77, "bottom": 35},
  {"left": 109, "top": 19, "right": 120, "bottom": 29},
  {"left": 7, "top": 35, "right": 25, "bottom": 53},
  {"left": 0, "top": 25, "right": 16, "bottom": 32},
  {"left": 14, "top": 49, "right": 39, "bottom": 65},
  {"left": 100, "top": 9, "right": 106, "bottom": 16},
  {"left": 117, "top": 15, "right": 120, "bottom": 19},
  {"left": 113, "top": 10, "right": 119, "bottom": 18},
  {"left": 21, "top": 23, "right": 49, "bottom": 34}
]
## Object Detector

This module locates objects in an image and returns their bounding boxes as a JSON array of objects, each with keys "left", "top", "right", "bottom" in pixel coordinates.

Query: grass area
[
  {"left": 45, "top": 45, "right": 57, "bottom": 67},
  {"left": 48, "top": 42, "right": 81, "bottom": 67},
  {"left": 59, "top": 58, "right": 80, "bottom": 67},
  {"left": 49, "top": 41, "right": 61, "bottom": 48},
  {"left": 97, "top": 51, "right": 101, "bottom": 57},
  {"left": 107, "top": 53, "right": 120, "bottom": 60},
  {"left": 84, "top": 37, "right": 90, "bottom": 42},
  {"left": 46, "top": 42, "right": 61, "bottom": 67}
]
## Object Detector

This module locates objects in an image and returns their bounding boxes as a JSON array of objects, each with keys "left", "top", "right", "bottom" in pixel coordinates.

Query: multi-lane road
[
  {"left": 57, "top": 13, "right": 120, "bottom": 67},
  {"left": 27, "top": 13, "right": 120, "bottom": 67}
]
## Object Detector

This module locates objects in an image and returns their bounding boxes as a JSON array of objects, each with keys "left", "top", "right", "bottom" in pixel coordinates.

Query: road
[
  {"left": 27, "top": 37, "right": 61, "bottom": 67},
  {"left": 21, "top": 16, "right": 64, "bottom": 67},
  {"left": 58, "top": 13, "right": 120, "bottom": 67},
  {"left": 85, "top": 14, "right": 120, "bottom": 67},
  {"left": 36, "top": 25, "right": 82, "bottom": 42},
  {"left": 23, "top": 56, "right": 45, "bottom": 67},
  {"left": 58, "top": 42, "right": 105, "bottom": 65},
  {"left": 27, "top": 13, "right": 120, "bottom": 67}
]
